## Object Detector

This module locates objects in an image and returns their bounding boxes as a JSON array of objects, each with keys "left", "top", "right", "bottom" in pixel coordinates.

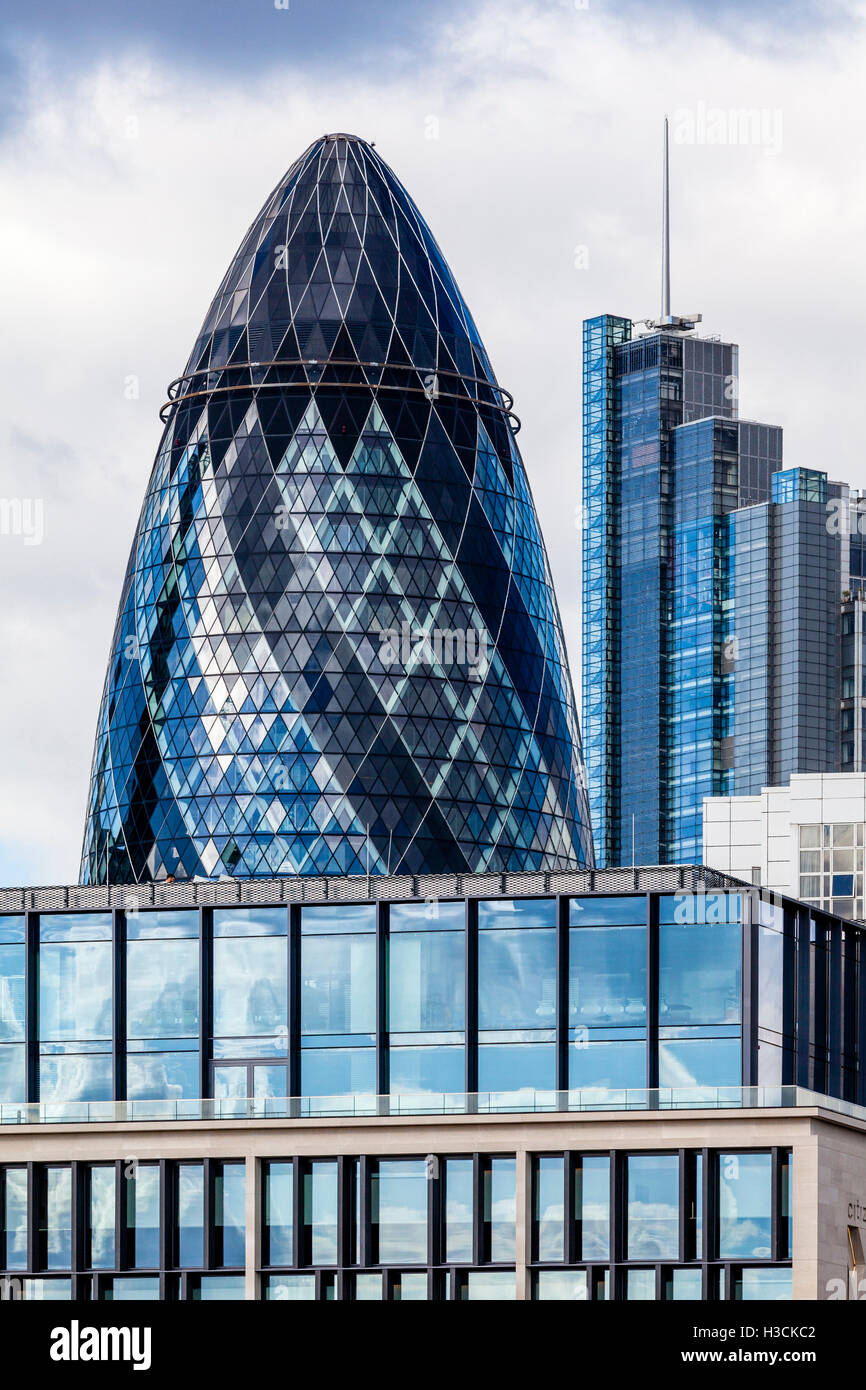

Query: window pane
[
  {"left": 39, "top": 941, "right": 112, "bottom": 1040},
  {"left": 355, "top": 1273, "right": 383, "bottom": 1300},
  {"left": 478, "top": 1043, "right": 555, "bottom": 1092},
  {"left": 375, "top": 1160, "right": 427, "bottom": 1264},
  {"left": 126, "top": 1165, "right": 160, "bottom": 1269},
  {"left": 535, "top": 1269, "right": 588, "bottom": 1300},
  {"left": 666, "top": 1267, "right": 702, "bottom": 1300},
  {"left": 104, "top": 1276, "right": 161, "bottom": 1300},
  {"left": 3, "top": 1169, "right": 27, "bottom": 1269},
  {"left": 43, "top": 1168, "right": 72, "bottom": 1269},
  {"left": 213, "top": 937, "right": 287, "bottom": 1040},
  {"left": 0, "top": 943, "right": 25, "bottom": 1041},
  {"left": 301, "top": 1047, "right": 376, "bottom": 1098},
  {"left": 626, "top": 1268, "right": 656, "bottom": 1300},
  {"left": 0, "top": 1045, "right": 25, "bottom": 1103},
  {"left": 658, "top": 1037, "right": 741, "bottom": 1088},
  {"left": 659, "top": 920, "right": 741, "bottom": 1026},
  {"left": 627, "top": 1155, "right": 679, "bottom": 1260},
  {"left": 266, "top": 1274, "right": 315, "bottom": 1300},
  {"left": 389, "top": 1045, "right": 464, "bottom": 1096},
  {"left": 388, "top": 930, "right": 464, "bottom": 1032},
  {"left": 736, "top": 1267, "right": 792, "bottom": 1300},
  {"left": 570, "top": 1039, "right": 646, "bottom": 1091},
  {"left": 577, "top": 1155, "right": 610, "bottom": 1259},
  {"left": 301, "top": 935, "right": 375, "bottom": 1034},
  {"left": 88, "top": 1166, "right": 116, "bottom": 1269},
  {"left": 191, "top": 1274, "right": 245, "bottom": 1300},
  {"left": 39, "top": 1054, "right": 113, "bottom": 1104},
  {"left": 22, "top": 1278, "right": 72, "bottom": 1300},
  {"left": 127, "top": 938, "right": 199, "bottom": 1039},
  {"left": 718, "top": 1153, "right": 772, "bottom": 1258},
  {"left": 214, "top": 1162, "right": 246, "bottom": 1267},
  {"left": 485, "top": 1157, "right": 515, "bottom": 1263},
  {"left": 460, "top": 1270, "right": 515, "bottom": 1300},
  {"left": 569, "top": 924, "right": 646, "bottom": 1027},
  {"left": 177, "top": 1164, "right": 204, "bottom": 1268},
  {"left": 126, "top": 1051, "right": 199, "bottom": 1101},
  {"left": 304, "top": 1161, "right": 338, "bottom": 1265},
  {"left": 535, "top": 1156, "right": 564, "bottom": 1261},
  {"left": 478, "top": 928, "right": 556, "bottom": 1030},
  {"left": 265, "top": 1163, "right": 293, "bottom": 1266},
  {"left": 445, "top": 1158, "right": 473, "bottom": 1263}
]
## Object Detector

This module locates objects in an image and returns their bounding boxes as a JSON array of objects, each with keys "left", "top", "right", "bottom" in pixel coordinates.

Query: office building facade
[
  {"left": 82, "top": 133, "right": 592, "bottom": 885},
  {"left": 2, "top": 867, "right": 866, "bottom": 1301},
  {"left": 581, "top": 305, "right": 852, "bottom": 867}
]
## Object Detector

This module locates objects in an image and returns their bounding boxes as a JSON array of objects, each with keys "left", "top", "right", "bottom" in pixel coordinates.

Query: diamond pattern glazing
[{"left": 81, "top": 135, "right": 592, "bottom": 882}]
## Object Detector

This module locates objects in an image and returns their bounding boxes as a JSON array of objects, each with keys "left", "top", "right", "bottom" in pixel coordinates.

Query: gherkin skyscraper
[{"left": 81, "top": 134, "right": 593, "bottom": 883}]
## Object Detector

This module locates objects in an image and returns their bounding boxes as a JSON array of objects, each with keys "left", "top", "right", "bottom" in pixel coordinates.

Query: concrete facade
[{"left": 2, "top": 1101, "right": 864, "bottom": 1300}]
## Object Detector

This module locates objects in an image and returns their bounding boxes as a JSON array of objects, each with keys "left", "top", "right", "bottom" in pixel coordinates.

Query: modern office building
[
  {"left": 581, "top": 135, "right": 856, "bottom": 869},
  {"left": 2, "top": 865, "right": 866, "bottom": 1301},
  {"left": 81, "top": 133, "right": 592, "bottom": 885},
  {"left": 704, "top": 772, "right": 866, "bottom": 923}
]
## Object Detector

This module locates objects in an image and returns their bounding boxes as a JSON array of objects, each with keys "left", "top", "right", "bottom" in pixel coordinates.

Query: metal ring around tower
[{"left": 159, "top": 358, "right": 521, "bottom": 432}]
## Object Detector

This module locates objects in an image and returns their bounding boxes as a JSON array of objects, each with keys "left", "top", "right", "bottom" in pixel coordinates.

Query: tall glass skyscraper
[
  {"left": 582, "top": 311, "right": 845, "bottom": 868},
  {"left": 82, "top": 134, "right": 592, "bottom": 883}
]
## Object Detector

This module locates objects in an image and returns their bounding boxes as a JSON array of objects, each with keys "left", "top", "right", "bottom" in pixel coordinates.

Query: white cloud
[{"left": 1, "top": 1, "right": 865, "bottom": 881}]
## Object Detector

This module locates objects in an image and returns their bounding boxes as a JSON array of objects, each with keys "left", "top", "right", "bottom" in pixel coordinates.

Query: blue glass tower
[
  {"left": 581, "top": 313, "right": 792, "bottom": 867},
  {"left": 82, "top": 134, "right": 592, "bottom": 883}
]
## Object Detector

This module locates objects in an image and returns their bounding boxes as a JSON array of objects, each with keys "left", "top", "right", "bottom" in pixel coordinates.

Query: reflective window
[
  {"left": 42, "top": 1167, "right": 72, "bottom": 1269},
  {"left": 626, "top": 1268, "right": 656, "bottom": 1299},
  {"left": 535, "top": 1156, "right": 564, "bottom": 1261},
  {"left": 478, "top": 916, "right": 556, "bottom": 1031},
  {"left": 127, "top": 915, "right": 200, "bottom": 1101},
  {"left": 177, "top": 1164, "right": 204, "bottom": 1268},
  {"left": 22, "top": 1277, "right": 72, "bottom": 1300},
  {"left": 535, "top": 1269, "right": 588, "bottom": 1300},
  {"left": 87, "top": 1166, "right": 116, "bottom": 1269},
  {"left": 735, "top": 1267, "right": 792, "bottom": 1300},
  {"left": 459, "top": 1269, "right": 516, "bottom": 1300},
  {"left": 373, "top": 1160, "right": 427, "bottom": 1264},
  {"left": 265, "top": 1163, "right": 293, "bottom": 1266},
  {"left": 0, "top": 926, "right": 25, "bottom": 1104},
  {"left": 2, "top": 1168, "right": 27, "bottom": 1270},
  {"left": 484, "top": 1157, "right": 516, "bottom": 1263},
  {"left": 444, "top": 1158, "right": 473, "bottom": 1263},
  {"left": 392, "top": 1270, "right": 427, "bottom": 1300},
  {"left": 718, "top": 1153, "right": 772, "bottom": 1259},
  {"left": 265, "top": 1274, "right": 315, "bottom": 1300},
  {"left": 214, "top": 1162, "right": 245, "bottom": 1267},
  {"left": 213, "top": 934, "right": 287, "bottom": 1044},
  {"left": 569, "top": 920, "right": 647, "bottom": 1027},
  {"left": 478, "top": 1042, "right": 555, "bottom": 1093},
  {"left": 658, "top": 1037, "right": 741, "bottom": 1089},
  {"left": 659, "top": 918, "right": 741, "bottom": 1026},
  {"left": 576, "top": 1154, "right": 610, "bottom": 1260},
  {"left": 301, "top": 1046, "right": 376, "bottom": 1098},
  {"left": 190, "top": 1274, "right": 245, "bottom": 1300},
  {"left": 301, "top": 907, "right": 375, "bottom": 1040},
  {"left": 389, "top": 1045, "right": 464, "bottom": 1097},
  {"left": 627, "top": 1155, "right": 679, "bottom": 1260},
  {"left": 388, "top": 902, "right": 465, "bottom": 1032},
  {"left": 126, "top": 1164, "right": 160, "bottom": 1269},
  {"left": 355, "top": 1272, "right": 383, "bottom": 1300},
  {"left": 665, "top": 1267, "right": 702, "bottom": 1300},
  {"left": 571, "top": 1038, "right": 646, "bottom": 1092},
  {"left": 39, "top": 918, "right": 112, "bottom": 1104},
  {"left": 104, "top": 1276, "right": 160, "bottom": 1300},
  {"left": 304, "top": 1160, "right": 338, "bottom": 1266}
]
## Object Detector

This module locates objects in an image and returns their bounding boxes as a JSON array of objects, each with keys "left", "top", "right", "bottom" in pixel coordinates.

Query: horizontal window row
[
  {"left": 0, "top": 1147, "right": 791, "bottom": 1284},
  {"left": 0, "top": 893, "right": 753, "bottom": 1105}
]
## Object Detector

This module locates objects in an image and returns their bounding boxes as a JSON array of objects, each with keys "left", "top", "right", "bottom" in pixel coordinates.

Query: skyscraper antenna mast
[
  {"left": 661, "top": 116, "right": 671, "bottom": 322},
  {"left": 643, "top": 117, "right": 702, "bottom": 333}
]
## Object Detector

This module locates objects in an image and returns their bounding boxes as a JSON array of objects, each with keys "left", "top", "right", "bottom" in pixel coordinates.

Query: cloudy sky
[{"left": 0, "top": 0, "right": 864, "bottom": 885}]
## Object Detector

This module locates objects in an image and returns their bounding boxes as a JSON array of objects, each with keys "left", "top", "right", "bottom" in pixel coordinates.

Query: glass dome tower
[{"left": 81, "top": 134, "right": 593, "bottom": 882}]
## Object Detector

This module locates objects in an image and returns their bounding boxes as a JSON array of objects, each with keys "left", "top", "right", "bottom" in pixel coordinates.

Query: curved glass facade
[{"left": 81, "top": 133, "right": 591, "bottom": 883}]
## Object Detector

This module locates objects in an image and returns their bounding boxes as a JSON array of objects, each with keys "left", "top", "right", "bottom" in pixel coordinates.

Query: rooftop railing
[{"left": 0, "top": 1085, "right": 863, "bottom": 1127}]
